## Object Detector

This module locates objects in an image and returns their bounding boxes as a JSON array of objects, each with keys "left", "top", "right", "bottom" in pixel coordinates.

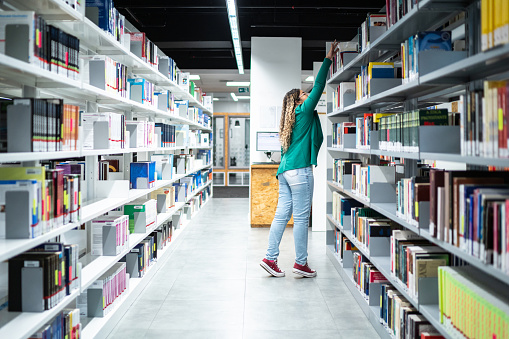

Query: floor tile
[{"left": 243, "top": 330, "right": 340, "bottom": 339}]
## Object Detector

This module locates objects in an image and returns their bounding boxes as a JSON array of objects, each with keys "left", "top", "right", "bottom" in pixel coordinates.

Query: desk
[{"left": 250, "top": 164, "right": 293, "bottom": 227}]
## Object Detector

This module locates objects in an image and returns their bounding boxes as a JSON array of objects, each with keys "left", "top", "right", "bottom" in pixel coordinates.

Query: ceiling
[{"left": 116, "top": 0, "right": 385, "bottom": 96}]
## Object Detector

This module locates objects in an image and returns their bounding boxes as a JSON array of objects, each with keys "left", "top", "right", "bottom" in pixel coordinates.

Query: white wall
[
  {"left": 213, "top": 101, "right": 250, "bottom": 113},
  {"left": 312, "top": 61, "right": 328, "bottom": 232},
  {"left": 250, "top": 37, "right": 302, "bottom": 164}
]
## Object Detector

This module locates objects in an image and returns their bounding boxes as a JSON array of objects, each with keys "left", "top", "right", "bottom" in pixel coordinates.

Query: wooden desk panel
[{"left": 250, "top": 164, "right": 293, "bottom": 227}]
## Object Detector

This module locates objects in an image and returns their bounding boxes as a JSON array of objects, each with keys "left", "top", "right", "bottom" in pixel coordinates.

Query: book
[
  {"left": 0, "top": 180, "right": 40, "bottom": 239},
  {"left": 130, "top": 162, "right": 156, "bottom": 189}
]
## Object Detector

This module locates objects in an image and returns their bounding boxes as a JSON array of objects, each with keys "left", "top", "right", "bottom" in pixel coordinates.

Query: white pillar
[{"left": 250, "top": 37, "right": 302, "bottom": 164}]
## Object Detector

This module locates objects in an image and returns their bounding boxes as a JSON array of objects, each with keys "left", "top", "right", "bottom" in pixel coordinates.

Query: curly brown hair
[{"left": 279, "top": 88, "right": 301, "bottom": 152}]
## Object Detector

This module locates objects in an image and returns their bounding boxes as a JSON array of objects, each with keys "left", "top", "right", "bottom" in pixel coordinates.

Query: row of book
[
  {"left": 401, "top": 31, "right": 453, "bottom": 82},
  {"left": 124, "top": 198, "right": 157, "bottom": 233},
  {"left": 91, "top": 215, "right": 130, "bottom": 256},
  {"left": 0, "top": 166, "right": 81, "bottom": 239},
  {"left": 396, "top": 168, "right": 431, "bottom": 225},
  {"left": 439, "top": 266, "right": 509, "bottom": 338},
  {"left": 359, "top": 14, "right": 387, "bottom": 52},
  {"left": 328, "top": 42, "right": 358, "bottom": 78},
  {"left": 428, "top": 169, "right": 509, "bottom": 270},
  {"left": 82, "top": 112, "right": 126, "bottom": 150},
  {"left": 86, "top": 262, "right": 128, "bottom": 317},
  {"left": 86, "top": 0, "right": 126, "bottom": 44},
  {"left": 385, "top": 0, "right": 417, "bottom": 29},
  {"left": 355, "top": 62, "right": 396, "bottom": 102},
  {"left": 378, "top": 109, "right": 449, "bottom": 152},
  {"left": 333, "top": 228, "right": 445, "bottom": 339},
  {"left": 128, "top": 32, "right": 158, "bottom": 69},
  {"left": 481, "top": 0, "right": 509, "bottom": 51},
  {"left": 331, "top": 192, "right": 363, "bottom": 226},
  {"left": 351, "top": 206, "right": 393, "bottom": 254},
  {"left": 380, "top": 282, "right": 444, "bottom": 339},
  {"left": 351, "top": 163, "right": 397, "bottom": 201},
  {"left": 85, "top": 55, "right": 128, "bottom": 99},
  {"left": 1, "top": 98, "right": 80, "bottom": 153},
  {"left": 331, "top": 82, "right": 355, "bottom": 111},
  {"left": 9, "top": 243, "right": 80, "bottom": 312},
  {"left": 29, "top": 308, "right": 81, "bottom": 339},
  {"left": 0, "top": 12, "right": 80, "bottom": 79},
  {"left": 462, "top": 81, "right": 509, "bottom": 158}
]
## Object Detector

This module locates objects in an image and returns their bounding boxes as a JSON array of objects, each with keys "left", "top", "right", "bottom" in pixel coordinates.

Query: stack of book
[
  {"left": 396, "top": 175, "right": 430, "bottom": 225},
  {"left": 355, "top": 62, "right": 395, "bottom": 102},
  {"left": 351, "top": 164, "right": 396, "bottom": 201},
  {"left": 91, "top": 215, "right": 129, "bottom": 256},
  {"left": 128, "top": 78, "right": 156, "bottom": 107},
  {"left": 391, "top": 230, "right": 451, "bottom": 299},
  {"left": 428, "top": 169, "right": 509, "bottom": 269},
  {"left": 378, "top": 109, "right": 449, "bottom": 152},
  {"left": 439, "top": 266, "right": 509, "bottom": 338},
  {"left": 82, "top": 112, "right": 126, "bottom": 150},
  {"left": 353, "top": 252, "right": 389, "bottom": 297},
  {"left": 332, "top": 122, "right": 355, "bottom": 148},
  {"left": 86, "top": 0, "right": 125, "bottom": 43},
  {"left": 401, "top": 31, "right": 452, "bottom": 82},
  {"left": 351, "top": 207, "right": 393, "bottom": 253},
  {"left": 462, "top": 81, "right": 509, "bottom": 158},
  {"left": 30, "top": 308, "right": 81, "bottom": 339},
  {"left": 385, "top": 0, "right": 418, "bottom": 28},
  {"left": 9, "top": 243, "right": 80, "bottom": 312},
  {"left": 84, "top": 55, "right": 128, "bottom": 98},
  {"left": 0, "top": 12, "right": 80, "bottom": 78},
  {"left": 332, "top": 193, "right": 364, "bottom": 226},
  {"left": 160, "top": 56, "right": 178, "bottom": 83},
  {"left": 328, "top": 42, "right": 358, "bottom": 78},
  {"left": 332, "top": 159, "right": 361, "bottom": 187},
  {"left": 86, "top": 262, "right": 128, "bottom": 317},
  {"left": 0, "top": 166, "right": 81, "bottom": 239},
  {"left": 331, "top": 82, "right": 355, "bottom": 111},
  {"left": 126, "top": 120, "right": 156, "bottom": 149},
  {"left": 359, "top": 14, "right": 387, "bottom": 52},
  {"left": 481, "top": 0, "right": 509, "bottom": 51},
  {"left": 3, "top": 99, "right": 80, "bottom": 153},
  {"left": 123, "top": 198, "right": 157, "bottom": 233},
  {"left": 128, "top": 32, "right": 159, "bottom": 68},
  {"left": 380, "top": 282, "right": 444, "bottom": 339}
]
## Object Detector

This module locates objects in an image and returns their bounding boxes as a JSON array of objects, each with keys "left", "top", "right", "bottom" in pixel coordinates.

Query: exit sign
[{"left": 238, "top": 87, "right": 249, "bottom": 93}]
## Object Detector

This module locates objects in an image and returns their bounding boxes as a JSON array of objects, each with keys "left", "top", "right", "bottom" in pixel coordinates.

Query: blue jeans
[{"left": 265, "top": 166, "right": 314, "bottom": 265}]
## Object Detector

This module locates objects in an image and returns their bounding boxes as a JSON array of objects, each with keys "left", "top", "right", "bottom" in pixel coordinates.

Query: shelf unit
[
  {"left": 0, "top": 0, "right": 214, "bottom": 338},
  {"left": 325, "top": 1, "right": 509, "bottom": 338}
]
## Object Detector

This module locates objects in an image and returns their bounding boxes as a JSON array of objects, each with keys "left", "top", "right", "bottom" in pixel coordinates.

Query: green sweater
[{"left": 277, "top": 58, "right": 331, "bottom": 177}]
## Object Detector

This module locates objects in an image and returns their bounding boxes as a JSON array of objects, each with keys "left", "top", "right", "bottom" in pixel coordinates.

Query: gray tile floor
[{"left": 107, "top": 198, "right": 379, "bottom": 339}]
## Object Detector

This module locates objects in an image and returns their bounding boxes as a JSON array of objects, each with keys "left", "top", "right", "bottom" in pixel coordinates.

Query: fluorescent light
[
  {"left": 230, "top": 92, "right": 238, "bottom": 101},
  {"left": 305, "top": 76, "right": 314, "bottom": 82},
  {"left": 226, "top": 81, "right": 250, "bottom": 86},
  {"left": 213, "top": 98, "right": 220, "bottom": 101},
  {"left": 189, "top": 74, "right": 201, "bottom": 80},
  {"left": 226, "top": 0, "right": 244, "bottom": 74},
  {"left": 237, "top": 96, "right": 250, "bottom": 100}
]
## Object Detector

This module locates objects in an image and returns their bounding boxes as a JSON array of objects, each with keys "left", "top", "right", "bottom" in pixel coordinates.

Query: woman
[{"left": 260, "top": 41, "right": 339, "bottom": 278}]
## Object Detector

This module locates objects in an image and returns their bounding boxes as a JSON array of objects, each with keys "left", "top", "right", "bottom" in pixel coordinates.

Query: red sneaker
[
  {"left": 260, "top": 258, "right": 285, "bottom": 277},
  {"left": 293, "top": 262, "right": 317, "bottom": 278}
]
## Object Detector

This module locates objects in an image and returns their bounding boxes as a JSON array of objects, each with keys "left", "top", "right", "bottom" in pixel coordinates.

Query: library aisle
[{"left": 107, "top": 198, "right": 379, "bottom": 338}]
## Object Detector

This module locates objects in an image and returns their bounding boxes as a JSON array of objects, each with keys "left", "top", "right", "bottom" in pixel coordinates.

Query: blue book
[
  {"left": 370, "top": 67, "right": 394, "bottom": 78},
  {"left": 130, "top": 162, "right": 155, "bottom": 189},
  {"left": 416, "top": 31, "right": 452, "bottom": 52},
  {"left": 340, "top": 198, "right": 363, "bottom": 225},
  {"left": 86, "top": 0, "right": 112, "bottom": 32}
]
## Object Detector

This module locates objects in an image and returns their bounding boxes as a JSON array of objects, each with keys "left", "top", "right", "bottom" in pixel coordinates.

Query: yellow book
[
  {"left": 502, "top": 0, "right": 509, "bottom": 45},
  {"left": 489, "top": 0, "right": 495, "bottom": 49},
  {"left": 367, "top": 62, "right": 395, "bottom": 80},
  {"left": 495, "top": 0, "right": 503, "bottom": 46}
]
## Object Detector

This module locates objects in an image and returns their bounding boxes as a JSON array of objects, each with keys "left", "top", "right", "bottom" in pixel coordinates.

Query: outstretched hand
[{"left": 326, "top": 40, "right": 339, "bottom": 60}]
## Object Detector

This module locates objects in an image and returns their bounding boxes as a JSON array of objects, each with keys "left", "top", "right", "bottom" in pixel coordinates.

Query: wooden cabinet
[{"left": 250, "top": 164, "right": 293, "bottom": 227}]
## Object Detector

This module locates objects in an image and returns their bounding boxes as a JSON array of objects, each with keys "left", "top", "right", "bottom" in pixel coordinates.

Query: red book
[{"left": 421, "top": 332, "right": 445, "bottom": 339}]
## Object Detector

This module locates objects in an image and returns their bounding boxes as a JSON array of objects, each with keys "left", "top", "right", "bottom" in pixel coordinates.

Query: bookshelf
[
  {"left": 326, "top": 1, "right": 509, "bottom": 338},
  {"left": 0, "top": 0, "right": 213, "bottom": 338}
]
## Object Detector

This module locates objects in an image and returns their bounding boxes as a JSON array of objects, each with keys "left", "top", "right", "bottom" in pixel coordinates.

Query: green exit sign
[{"left": 238, "top": 87, "right": 249, "bottom": 93}]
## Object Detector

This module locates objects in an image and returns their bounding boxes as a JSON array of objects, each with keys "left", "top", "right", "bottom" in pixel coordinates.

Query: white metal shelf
[
  {"left": 326, "top": 214, "right": 419, "bottom": 309},
  {"left": 4, "top": 0, "right": 84, "bottom": 21},
  {"left": 325, "top": 246, "right": 393, "bottom": 339},
  {"left": 0, "top": 164, "right": 211, "bottom": 263},
  {"left": 80, "top": 198, "right": 211, "bottom": 339},
  {"left": 0, "top": 288, "right": 80, "bottom": 339},
  {"left": 327, "top": 179, "right": 509, "bottom": 286}
]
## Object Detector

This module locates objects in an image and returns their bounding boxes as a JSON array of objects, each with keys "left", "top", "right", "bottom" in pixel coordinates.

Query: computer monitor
[{"left": 256, "top": 132, "right": 281, "bottom": 152}]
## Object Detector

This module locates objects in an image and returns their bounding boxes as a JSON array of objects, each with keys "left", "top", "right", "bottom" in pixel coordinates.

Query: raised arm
[{"left": 299, "top": 40, "right": 339, "bottom": 114}]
